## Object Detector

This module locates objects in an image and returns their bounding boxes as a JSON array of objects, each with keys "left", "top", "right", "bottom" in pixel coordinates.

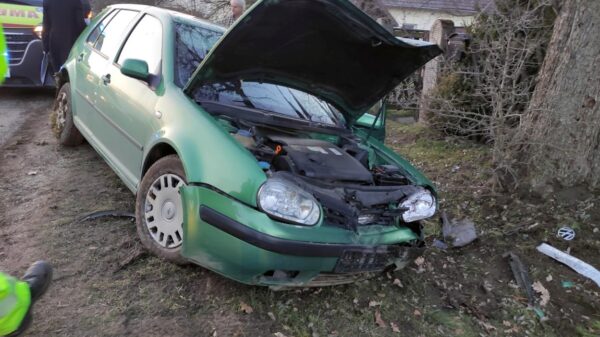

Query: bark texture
[{"left": 518, "top": 0, "right": 600, "bottom": 187}]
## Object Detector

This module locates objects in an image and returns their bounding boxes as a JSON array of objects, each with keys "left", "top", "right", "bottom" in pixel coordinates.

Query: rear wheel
[
  {"left": 135, "top": 155, "right": 188, "bottom": 264},
  {"left": 52, "top": 82, "right": 84, "bottom": 146}
]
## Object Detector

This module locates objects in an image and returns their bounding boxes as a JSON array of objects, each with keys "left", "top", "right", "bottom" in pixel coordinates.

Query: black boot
[{"left": 21, "top": 261, "right": 53, "bottom": 302}]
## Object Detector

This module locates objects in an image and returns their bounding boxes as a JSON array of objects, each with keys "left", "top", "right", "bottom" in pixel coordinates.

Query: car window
[
  {"left": 117, "top": 15, "right": 162, "bottom": 76},
  {"left": 194, "top": 81, "right": 344, "bottom": 126},
  {"left": 93, "top": 9, "right": 137, "bottom": 60},
  {"left": 86, "top": 9, "right": 117, "bottom": 45},
  {"left": 174, "top": 22, "right": 222, "bottom": 87}
]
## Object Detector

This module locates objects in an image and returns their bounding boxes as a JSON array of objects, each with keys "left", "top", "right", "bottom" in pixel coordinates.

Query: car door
[
  {"left": 97, "top": 14, "right": 164, "bottom": 187},
  {"left": 76, "top": 9, "right": 140, "bottom": 186},
  {"left": 71, "top": 8, "right": 118, "bottom": 129}
]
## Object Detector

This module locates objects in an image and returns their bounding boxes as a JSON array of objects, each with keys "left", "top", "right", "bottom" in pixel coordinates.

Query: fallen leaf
[
  {"left": 369, "top": 300, "right": 382, "bottom": 307},
  {"left": 532, "top": 281, "right": 550, "bottom": 307},
  {"left": 374, "top": 310, "right": 386, "bottom": 328},
  {"left": 413, "top": 309, "right": 422, "bottom": 317},
  {"left": 240, "top": 302, "right": 254, "bottom": 314},
  {"left": 273, "top": 333, "right": 287, "bottom": 337},
  {"left": 478, "top": 320, "right": 497, "bottom": 331},
  {"left": 393, "top": 279, "right": 404, "bottom": 288},
  {"left": 390, "top": 322, "right": 400, "bottom": 333},
  {"left": 268, "top": 312, "right": 276, "bottom": 321}
]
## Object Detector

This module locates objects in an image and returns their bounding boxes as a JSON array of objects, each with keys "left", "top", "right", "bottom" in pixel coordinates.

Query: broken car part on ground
[{"left": 51, "top": 0, "right": 441, "bottom": 286}]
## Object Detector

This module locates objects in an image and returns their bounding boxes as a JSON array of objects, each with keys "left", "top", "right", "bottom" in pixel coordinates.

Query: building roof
[{"left": 380, "top": 0, "right": 495, "bottom": 15}]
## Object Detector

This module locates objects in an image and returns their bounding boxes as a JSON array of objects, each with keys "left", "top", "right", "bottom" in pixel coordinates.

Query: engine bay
[{"left": 227, "top": 122, "right": 423, "bottom": 231}]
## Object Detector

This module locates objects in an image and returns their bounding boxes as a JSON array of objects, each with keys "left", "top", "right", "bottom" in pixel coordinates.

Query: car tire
[
  {"left": 135, "top": 155, "right": 188, "bottom": 265},
  {"left": 52, "top": 82, "right": 84, "bottom": 146}
]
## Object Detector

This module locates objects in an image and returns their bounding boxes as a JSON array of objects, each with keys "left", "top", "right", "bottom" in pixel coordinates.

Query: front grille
[{"left": 4, "top": 28, "right": 36, "bottom": 65}]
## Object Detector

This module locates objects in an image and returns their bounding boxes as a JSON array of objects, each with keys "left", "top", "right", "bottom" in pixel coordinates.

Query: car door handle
[
  {"left": 101, "top": 74, "right": 111, "bottom": 85},
  {"left": 77, "top": 53, "right": 85, "bottom": 62}
]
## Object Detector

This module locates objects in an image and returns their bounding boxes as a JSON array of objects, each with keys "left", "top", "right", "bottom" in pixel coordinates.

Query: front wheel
[
  {"left": 52, "top": 82, "right": 84, "bottom": 146},
  {"left": 135, "top": 155, "right": 188, "bottom": 264}
]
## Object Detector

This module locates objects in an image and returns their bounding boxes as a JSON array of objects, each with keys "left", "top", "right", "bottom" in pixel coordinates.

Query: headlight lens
[
  {"left": 400, "top": 188, "right": 436, "bottom": 222},
  {"left": 33, "top": 25, "right": 43, "bottom": 40},
  {"left": 258, "top": 178, "right": 321, "bottom": 226}
]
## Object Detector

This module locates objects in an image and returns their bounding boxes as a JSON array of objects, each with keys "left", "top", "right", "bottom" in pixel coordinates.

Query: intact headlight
[
  {"left": 400, "top": 188, "right": 437, "bottom": 222},
  {"left": 258, "top": 178, "right": 321, "bottom": 226}
]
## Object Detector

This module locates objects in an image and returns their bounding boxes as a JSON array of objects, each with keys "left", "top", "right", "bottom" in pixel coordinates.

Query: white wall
[{"left": 388, "top": 8, "right": 475, "bottom": 31}]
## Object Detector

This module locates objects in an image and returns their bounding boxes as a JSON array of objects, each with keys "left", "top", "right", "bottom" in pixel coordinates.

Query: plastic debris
[
  {"left": 75, "top": 210, "right": 135, "bottom": 223},
  {"left": 557, "top": 227, "right": 576, "bottom": 241},
  {"left": 533, "top": 307, "right": 546, "bottom": 321},
  {"left": 504, "top": 252, "right": 535, "bottom": 305},
  {"left": 561, "top": 281, "right": 575, "bottom": 288},
  {"left": 441, "top": 211, "right": 477, "bottom": 248},
  {"left": 432, "top": 239, "right": 448, "bottom": 250},
  {"left": 537, "top": 243, "right": 600, "bottom": 288}
]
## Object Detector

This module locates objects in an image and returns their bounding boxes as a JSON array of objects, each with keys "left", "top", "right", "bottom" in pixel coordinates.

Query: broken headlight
[
  {"left": 258, "top": 178, "right": 321, "bottom": 226},
  {"left": 400, "top": 188, "right": 436, "bottom": 223}
]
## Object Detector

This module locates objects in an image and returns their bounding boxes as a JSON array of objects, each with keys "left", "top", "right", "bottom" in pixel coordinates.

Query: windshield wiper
[{"left": 274, "top": 86, "right": 308, "bottom": 120}]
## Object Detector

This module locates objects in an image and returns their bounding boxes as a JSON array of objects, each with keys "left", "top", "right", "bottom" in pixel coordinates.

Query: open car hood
[{"left": 184, "top": 0, "right": 442, "bottom": 121}]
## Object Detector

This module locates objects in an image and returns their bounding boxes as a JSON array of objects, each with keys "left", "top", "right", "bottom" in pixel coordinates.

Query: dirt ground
[{"left": 0, "top": 89, "right": 599, "bottom": 337}]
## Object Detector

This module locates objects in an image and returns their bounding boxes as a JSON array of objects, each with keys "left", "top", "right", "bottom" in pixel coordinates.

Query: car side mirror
[{"left": 121, "top": 59, "right": 150, "bottom": 82}]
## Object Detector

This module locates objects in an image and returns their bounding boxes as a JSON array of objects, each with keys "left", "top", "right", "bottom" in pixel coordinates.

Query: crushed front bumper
[{"left": 181, "top": 185, "right": 424, "bottom": 287}]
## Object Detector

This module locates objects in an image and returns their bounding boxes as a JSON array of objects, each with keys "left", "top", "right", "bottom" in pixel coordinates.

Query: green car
[{"left": 53, "top": 0, "right": 441, "bottom": 287}]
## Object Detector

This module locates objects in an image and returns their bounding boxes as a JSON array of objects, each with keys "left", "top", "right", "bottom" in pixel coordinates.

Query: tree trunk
[{"left": 517, "top": 0, "right": 600, "bottom": 188}]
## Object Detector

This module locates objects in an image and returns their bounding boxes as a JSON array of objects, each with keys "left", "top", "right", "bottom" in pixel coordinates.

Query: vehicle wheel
[
  {"left": 52, "top": 82, "right": 84, "bottom": 146},
  {"left": 135, "top": 155, "right": 188, "bottom": 264}
]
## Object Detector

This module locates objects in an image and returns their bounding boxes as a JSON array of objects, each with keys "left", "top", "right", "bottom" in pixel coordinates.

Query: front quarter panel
[{"left": 149, "top": 89, "right": 266, "bottom": 206}]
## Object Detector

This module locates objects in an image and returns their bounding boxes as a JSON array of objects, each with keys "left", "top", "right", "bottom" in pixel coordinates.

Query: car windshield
[
  {"left": 1, "top": 0, "right": 43, "bottom": 6},
  {"left": 194, "top": 81, "right": 345, "bottom": 127},
  {"left": 174, "top": 22, "right": 222, "bottom": 88}
]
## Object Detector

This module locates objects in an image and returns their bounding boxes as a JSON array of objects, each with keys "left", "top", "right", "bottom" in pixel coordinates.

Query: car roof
[{"left": 108, "top": 4, "right": 225, "bottom": 32}]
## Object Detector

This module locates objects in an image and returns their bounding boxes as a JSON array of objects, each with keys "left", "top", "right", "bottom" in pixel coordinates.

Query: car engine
[{"left": 230, "top": 126, "right": 422, "bottom": 231}]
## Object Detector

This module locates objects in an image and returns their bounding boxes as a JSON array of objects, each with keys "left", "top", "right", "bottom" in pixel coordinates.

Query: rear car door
[
  {"left": 97, "top": 14, "right": 164, "bottom": 187},
  {"left": 73, "top": 9, "right": 140, "bottom": 183},
  {"left": 71, "top": 8, "right": 118, "bottom": 127}
]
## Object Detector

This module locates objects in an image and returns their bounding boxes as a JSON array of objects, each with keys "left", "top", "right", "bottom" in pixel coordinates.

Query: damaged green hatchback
[{"left": 53, "top": 0, "right": 442, "bottom": 287}]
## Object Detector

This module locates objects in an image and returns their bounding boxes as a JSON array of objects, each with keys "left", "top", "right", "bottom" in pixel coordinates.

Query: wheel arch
[
  {"left": 142, "top": 142, "right": 179, "bottom": 178},
  {"left": 56, "top": 68, "right": 70, "bottom": 92}
]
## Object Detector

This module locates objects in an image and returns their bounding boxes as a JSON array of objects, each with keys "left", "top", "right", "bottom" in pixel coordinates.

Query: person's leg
[
  {"left": 0, "top": 274, "right": 30, "bottom": 337},
  {"left": 0, "top": 262, "right": 52, "bottom": 337}
]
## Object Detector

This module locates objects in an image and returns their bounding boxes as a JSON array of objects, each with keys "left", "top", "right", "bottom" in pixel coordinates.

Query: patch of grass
[
  {"left": 388, "top": 109, "right": 417, "bottom": 119},
  {"left": 576, "top": 320, "right": 600, "bottom": 337}
]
